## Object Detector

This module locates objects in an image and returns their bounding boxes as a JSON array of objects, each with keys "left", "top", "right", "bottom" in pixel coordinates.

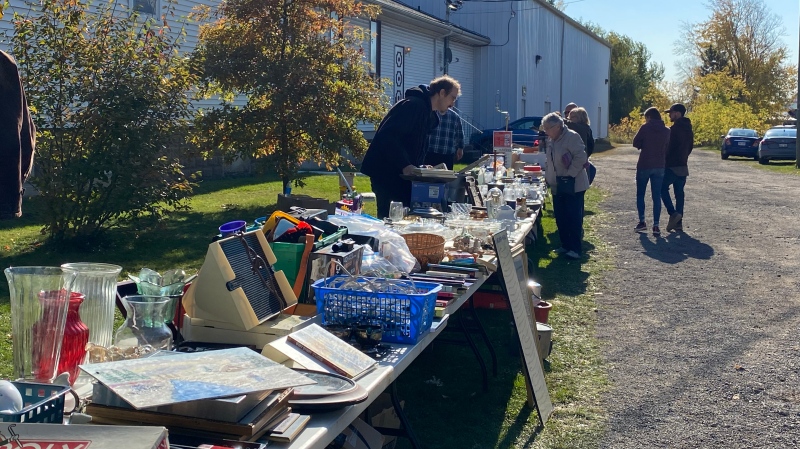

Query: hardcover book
[{"left": 286, "top": 323, "right": 377, "bottom": 379}]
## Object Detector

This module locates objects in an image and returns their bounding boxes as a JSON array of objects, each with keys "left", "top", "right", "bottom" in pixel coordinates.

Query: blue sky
[{"left": 562, "top": 0, "right": 799, "bottom": 83}]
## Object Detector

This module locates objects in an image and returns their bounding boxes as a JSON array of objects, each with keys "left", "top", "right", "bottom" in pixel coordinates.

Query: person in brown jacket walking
[{"left": 632, "top": 107, "right": 671, "bottom": 236}]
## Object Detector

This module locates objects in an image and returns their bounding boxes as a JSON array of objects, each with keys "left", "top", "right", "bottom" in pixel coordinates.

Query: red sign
[
  {"left": 3, "top": 440, "right": 92, "bottom": 449},
  {"left": 493, "top": 131, "right": 513, "bottom": 149}
]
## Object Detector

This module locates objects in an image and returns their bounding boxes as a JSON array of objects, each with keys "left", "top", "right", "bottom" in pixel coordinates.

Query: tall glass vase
[
  {"left": 61, "top": 263, "right": 122, "bottom": 350},
  {"left": 4, "top": 266, "right": 77, "bottom": 382}
]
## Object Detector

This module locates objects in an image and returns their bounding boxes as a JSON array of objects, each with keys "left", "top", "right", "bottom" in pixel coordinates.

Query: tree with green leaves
[
  {"left": 190, "top": 0, "right": 388, "bottom": 191},
  {"left": 3, "top": 0, "right": 197, "bottom": 245},
  {"left": 680, "top": 0, "right": 796, "bottom": 117},
  {"left": 582, "top": 22, "right": 664, "bottom": 125},
  {"left": 689, "top": 72, "right": 767, "bottom": 145}
]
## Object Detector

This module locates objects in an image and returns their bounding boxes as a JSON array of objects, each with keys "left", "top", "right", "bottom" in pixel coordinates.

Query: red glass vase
[{"left": 58, "top": 292, "right": 90, "bottom": 384}]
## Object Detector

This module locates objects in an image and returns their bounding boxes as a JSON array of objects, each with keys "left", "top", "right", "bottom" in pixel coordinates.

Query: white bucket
[{"left": 536, "top": 322, "right": 552, "bottom": 360}]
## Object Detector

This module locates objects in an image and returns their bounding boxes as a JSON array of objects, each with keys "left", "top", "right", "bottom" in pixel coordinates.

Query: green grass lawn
[{"left": 0, "top": 173, "right": 611, "bottom": 448}]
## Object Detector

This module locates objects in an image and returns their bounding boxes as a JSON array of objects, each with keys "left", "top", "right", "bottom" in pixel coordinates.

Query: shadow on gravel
[{"left": 637, "top": 231, "right": 714, "bottom": 264}]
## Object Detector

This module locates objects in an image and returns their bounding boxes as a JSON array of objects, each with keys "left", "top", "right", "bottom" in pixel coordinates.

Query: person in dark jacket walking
[
  {"left": 361, "top": 76, "right": 460, "bottom": 218},
  {"left": 661, "top": 103, "right": 693, "bottom": 232},
  {"left": 0, "top": 50, "right": 36, "bottom": 220},
  {"left": 632, "top": 107, "right": 671, "bottom": 235}
]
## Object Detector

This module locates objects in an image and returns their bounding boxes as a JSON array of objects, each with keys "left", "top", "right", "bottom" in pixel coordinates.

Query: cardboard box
[
  {"left": 367, "top": 393, "right": 402, "bottom": 449},
  {"left": 0, "top": 423, "right": 168, "bottom": 449},
  {"left": 339, "top": 418, "right": 383, "bottom": 449}
]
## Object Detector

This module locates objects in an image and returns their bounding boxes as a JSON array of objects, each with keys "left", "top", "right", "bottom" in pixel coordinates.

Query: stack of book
[{"left": 87, "top": 385, "right": 299, "bottom": 442}]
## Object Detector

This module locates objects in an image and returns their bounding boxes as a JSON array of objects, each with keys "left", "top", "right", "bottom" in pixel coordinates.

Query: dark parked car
[
  {"left": 720, "top": 128, "right": 760, "bottom": 160},
  {"left": 462, "top": 116, "right": 543, "bottom": 162},
  {"left": 757, "top": 126, "right": 797, "bottom": 165}
]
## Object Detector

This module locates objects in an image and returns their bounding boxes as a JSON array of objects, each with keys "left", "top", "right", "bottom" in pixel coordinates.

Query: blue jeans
[
  {"left": 553, "top": 191, "right": 585, "bottom": 254},
  {"left": 636, "top": 168, "right": 664, "bottom": 226},
  {"left": 661, "top": 169, "right": 687, "bottom": 216}
]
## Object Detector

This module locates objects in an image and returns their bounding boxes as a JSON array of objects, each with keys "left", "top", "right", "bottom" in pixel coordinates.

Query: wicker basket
[{"left": 402, "top": 233, "right": 446, "bottom": 269}]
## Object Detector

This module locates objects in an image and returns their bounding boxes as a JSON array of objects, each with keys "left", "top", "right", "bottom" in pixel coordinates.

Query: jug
[
  {"left": 114, "top": 295, "right": 173, "bottom": 353},
  {"left": 486, "top": 187, "right": 504, "bottom": 219},
  {"left": 61, "top": 263, "right": 122, "bottom": 350},
  {"left": 4, "top": 266, "right": 77, "bottom": 382}
]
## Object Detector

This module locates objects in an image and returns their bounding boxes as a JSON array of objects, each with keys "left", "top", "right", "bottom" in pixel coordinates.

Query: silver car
[{"left": 758, "top": 126, "right": 796, "bottom": 165}]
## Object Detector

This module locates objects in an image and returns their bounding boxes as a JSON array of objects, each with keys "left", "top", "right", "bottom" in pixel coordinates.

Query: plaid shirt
[{"left": 427, "top": 109, "right": 464, "bottom": 155}]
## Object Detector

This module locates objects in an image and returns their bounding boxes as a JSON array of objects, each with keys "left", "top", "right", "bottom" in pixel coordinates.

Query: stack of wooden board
[{"left": 86, "top": 388, "right": 294, "bottom": 441}]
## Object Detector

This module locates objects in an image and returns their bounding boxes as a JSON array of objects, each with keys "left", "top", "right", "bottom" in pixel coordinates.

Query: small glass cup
[{"left": 389, "top": 201, "right": 405, "bottom": 222}]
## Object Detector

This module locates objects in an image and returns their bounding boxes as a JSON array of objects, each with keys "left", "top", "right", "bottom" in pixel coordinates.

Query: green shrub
[{"left": 4, "top": 0, "right": 197, "bottom": 244}]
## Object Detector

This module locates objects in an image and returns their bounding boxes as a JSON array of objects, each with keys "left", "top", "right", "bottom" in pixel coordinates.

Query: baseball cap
[{"left": 664, "top": 103, "right": 687, "bottom": 115}]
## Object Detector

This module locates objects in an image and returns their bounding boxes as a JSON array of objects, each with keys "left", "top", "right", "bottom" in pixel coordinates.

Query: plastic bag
[
  {"left": 361, "top": 247, "right": 403, "bottom": 279},
  {"left": 326, "top": 215, "right": 418, "bottom": 273}
]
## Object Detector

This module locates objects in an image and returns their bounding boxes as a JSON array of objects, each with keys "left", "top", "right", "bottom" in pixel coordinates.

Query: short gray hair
[{"left": 542, "top": 112, "right": 564, "bottom": 130}]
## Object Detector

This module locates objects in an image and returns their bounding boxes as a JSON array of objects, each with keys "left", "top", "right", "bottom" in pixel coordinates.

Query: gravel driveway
[{"left": 593, "top": 145, "right": 800, "bottom": 448}]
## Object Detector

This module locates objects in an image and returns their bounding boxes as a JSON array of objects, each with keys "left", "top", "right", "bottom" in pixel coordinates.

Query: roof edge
[
  {"left": 365, "top": 0, "right": 492, "bottom": 46},
  {"left": 535, "top": 0, "right": 611, "bottom": 49}
]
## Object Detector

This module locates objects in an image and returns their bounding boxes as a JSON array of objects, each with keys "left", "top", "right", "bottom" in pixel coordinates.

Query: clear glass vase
[
  {"left": 61, "top": 263, "right": 122, "bottom": 349},
  {"left": 114, "top": 295, "right": 173, "bottom": 353},
  {"left": 4, "top": 266, "right": 77, "bottom": 382}
]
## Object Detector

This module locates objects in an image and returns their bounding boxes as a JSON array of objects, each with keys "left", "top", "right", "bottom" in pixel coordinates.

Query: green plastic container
[{"left": 268, "top": 227, "right": 347, "bottom": 301}]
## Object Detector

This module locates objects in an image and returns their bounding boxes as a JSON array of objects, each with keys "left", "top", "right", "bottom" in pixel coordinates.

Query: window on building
[
  {"left": 369, "top": 20, "right": 380, "bottom": 78},
  {"left": 132, "top": 0, "right": 158, "bottom": 15}
]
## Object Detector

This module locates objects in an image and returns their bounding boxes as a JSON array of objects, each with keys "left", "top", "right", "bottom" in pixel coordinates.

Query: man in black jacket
[
  {"left": 661, "top": 103, "right": 693, "bottom": 232},
  {"left": 0, "top": 50, "right": 36, "bottom": 220},
  {"left": 361, "top": 76, "right": 460, "bottom": 218}
]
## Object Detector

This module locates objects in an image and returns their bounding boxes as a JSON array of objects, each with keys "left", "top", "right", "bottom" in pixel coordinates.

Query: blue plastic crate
[
  {"left": 0, "top": 381, "right": 70, "bottom": 423},
  {"left": 312, "top": 276, "right": 442, "bottom": 344}
]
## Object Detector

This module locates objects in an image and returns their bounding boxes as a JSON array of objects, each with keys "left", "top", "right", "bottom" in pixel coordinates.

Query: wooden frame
[{"left": 492, "top": 229, "right": 553, "bottom": 426}]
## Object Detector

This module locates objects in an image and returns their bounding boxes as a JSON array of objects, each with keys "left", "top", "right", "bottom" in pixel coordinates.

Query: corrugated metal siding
[
  {"left": 451, "top": 0, "right": 520, "bottom": 130},
  {"left": 446, "top": 40, "right": 474, "bottom": 136},
  {"left": 560, "top": 22, "right": 609, "bottom": 138},
  {"left": 386, "top": 0, "right": 610, "bottom": 137},
  {"left": 381, "top": 24, "right": 436, "bottom": 92},
  {"left": 528, "top": 8, "right": 563, "bottom": 119}
]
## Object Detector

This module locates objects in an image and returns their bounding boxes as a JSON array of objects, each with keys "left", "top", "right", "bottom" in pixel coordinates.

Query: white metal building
[
  {"left": 397, "top": 0, "right": 611, "bottom": 138},
  {"left": 2, "top": 0, "right": 609, "bottom": 139},
  {"left": 358, "top": 0, "right": 490, "bottom": 138}
]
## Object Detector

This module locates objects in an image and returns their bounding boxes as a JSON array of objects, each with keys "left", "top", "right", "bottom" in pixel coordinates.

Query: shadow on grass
[{"left": 395, "top": 309, "right": 540, "bottom": 449}]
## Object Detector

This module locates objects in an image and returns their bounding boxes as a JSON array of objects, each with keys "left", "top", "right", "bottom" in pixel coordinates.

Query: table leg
[
  {"left": 458, "top": 309, "right": 489, "bottom": 392},
  {"left": 468, "top": 296, "right": 498, "bottom": 377},
  {"left": 390, "top": 381, "right": 422, "bottom": 449}
]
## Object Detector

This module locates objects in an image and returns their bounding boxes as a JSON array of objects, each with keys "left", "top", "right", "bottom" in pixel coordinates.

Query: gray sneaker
[
  {"left": 565, "top": 250, "right": 581, "bottom": 259},
  {"left": 553, "top": 247, "right": 567, "bottom": 254},
  {"left": 666, "top": 212, "right": 682, "bottom": 232}
]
